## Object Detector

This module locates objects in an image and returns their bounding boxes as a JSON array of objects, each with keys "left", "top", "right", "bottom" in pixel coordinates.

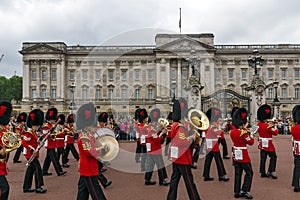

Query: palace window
[
  {"left": 182, "top": 68, "right": 187, "bottom": 79},
  {"left": 135, "top": 69, "right": 141, "bottom": 80},
  {"left": 268, "top": 69, "right": 273, "bottom": 79},
  {"left": 147, "top": 69, "right": 153, "bottom": 80},
  {"left": 52, "top": 89, "right": 56, "bottom": 99},
  {"left": 32, "top": 89, "right": 37, "bottom": 99},
  {"left": 108, "top": 89, "right": 114, "bottom": 99},
  {"left": 281, "top": 88, "right": 287, "bottom": 98},
  {"left": 171, "top": 68, "right": 176, "bottom": 79},
  {"left": 295, "top": 88, "right": 299, "bottom": 99},
  {"left": 295, "top": 69, "right": 299, "bottom": 79},
  {"left": 82, "top": 70, "right": 88, "bottom": 80},
  {"left": 228, "top": 69, "right": 234, "bottom": 80},
  {"left": 41, "top": 70, "right": 47, "bottom": 81},
  {"left": 268, "top": 88, "right": 273, "bottom": 98},
  {"left": 121, "top": 88, "right": 127, "bottom": 99},
  {"left": 121, "top": 70, "right": 127, "bottom": 81},
  {"left": 281, "top": 68, "right": 287, "bottom": 79},
  {"left": 95, "top": 89, "right": 101, "bottom": 100},
  {"left": 31, "top": 70, "right": 36, "bottom": 81},
  {"left": 215, "top": 69, "right": 220, "bottom": 80},
  {"left": 241, "top": 69, "right": 247, "bottom": 80},
  {"left": 148, "top": 89, "right": 153, "bottom": 99},
  {"left": 41, "top": 89, "right": 46, "bottom": 98},
  {"left": 95, "top": 70, "right": 101, "bottom": 80},
  {"left": 135, "top": 89, "right": 140, "bottom": 99},
  {"left": 51, "top": 69, "right": 57, "bottom": 81},
  {"left": 82, "top": 87, "right": 88, "bottom": 100},
  {"left": 70, "top": 70, "right": 75, "bottom": 80},
  {"left": 108, "top": 70, "right": 114, "bottom": 81}
]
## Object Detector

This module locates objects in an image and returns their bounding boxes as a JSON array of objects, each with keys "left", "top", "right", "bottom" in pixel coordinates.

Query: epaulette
[
  {"left": 43, "top": 122, "right": 50, "bottom": 128},
  {"left": 240, "top": 129, "right": 249, "bottom": 137}
]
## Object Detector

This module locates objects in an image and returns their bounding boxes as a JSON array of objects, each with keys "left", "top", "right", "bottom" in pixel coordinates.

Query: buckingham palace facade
[{"left": 19, "top": 33, "right": 300, "bottom": 117}]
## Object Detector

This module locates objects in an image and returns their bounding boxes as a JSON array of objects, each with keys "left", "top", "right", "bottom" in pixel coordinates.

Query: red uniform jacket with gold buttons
[
  {"left": 0, "top": 127, "right": 8, "bottom": 175},
  {"left": 42, "top": 122, "right": 56, "bottom": 149},
  {"left": 257, "top": 122, "right": 278, "bottom": 151},
  {"left": 78, "top": 131, "right": 101, "bottom": 176},
  {"left": 147, "top": 122, "right": 163, "bottom": 155},
  {"left": 65, "top": 124, "right": 75, "bottom": 144},
  {"left": 138, "top": 123, "right": 148, "bottom": 146},
  {"left": 170, "top": 122, "right": 192, "bottom": 165},
  {"left": 230, "top": 128, "right": 254, "bottom": 163},
  {"left": 22, "top": 129, "right": 40, "bottom": 159},
  {"left": 55, "top": 124, "right": 65, "bottom": 148},
  {"left": 205, "top": 125, "right": 222, "bottom": 152},
  {"left": 291, "top": 124, "right": 300, "bottom": 155}
]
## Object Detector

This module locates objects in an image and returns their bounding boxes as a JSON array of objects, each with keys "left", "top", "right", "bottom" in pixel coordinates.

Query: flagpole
[{"left": 179, "top": 8, "right": 182, "bottom": 34}]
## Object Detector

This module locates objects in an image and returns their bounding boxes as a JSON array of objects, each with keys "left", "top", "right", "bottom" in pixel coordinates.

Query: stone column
[
  {"left": 23, "top": 59, "right": 30, "bottom": 99},
  {"left": 177, "top": 59, "right": 182, "bottom": 97}
]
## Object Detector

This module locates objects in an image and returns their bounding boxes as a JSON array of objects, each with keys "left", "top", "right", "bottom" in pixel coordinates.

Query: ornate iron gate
[{"left": 201, "top": 89, "right": 250, "bottom": 118}]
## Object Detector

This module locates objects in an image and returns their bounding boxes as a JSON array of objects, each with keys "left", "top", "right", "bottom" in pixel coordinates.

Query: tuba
[
  {"left": 94, "top": 127, "right": 119, "bottom": 162},
  {"left": 188, "top": 109, "right": 210, "bottom": 144},
  {"left": 1, "top": 131, "right": 22, "bottom": 153}
]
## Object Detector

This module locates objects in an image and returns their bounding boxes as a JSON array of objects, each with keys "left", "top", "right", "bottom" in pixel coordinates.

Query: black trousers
[
  {"left": 144, "top": 154, "right": 167, "bottom": 181},
  {"left": 167, "top": 163, "right": 201, "bottom": 200},
  {"left": 0, "top": 176, "right": 9, "bottom": 200},
  {"left": 57, "top": 147, "right": 68, "bottom": 165},
  {"left": 23, "top": 157, "right": 44, "bottom": 190},
  {"left": 135, "top": 142, "right": 141, "bottom": 162},
  {"left": 77, "top": 176, "right": 106, "bottom": 200},
  {"left": 203, "top": 151, "right": 227, "bottom": 178},
  {"left": 218, "top": 138, "right": 229, "bottom": 157},
  {"left": 98, "top": 161, "right": 108, "bottom": 186},
  {"left": 140, "top": 145, "right": 147, "bottom": 171},
  {"left": 199, "top": 138, "right": 206, "bottom": 154},
  {"left": 292, "top": 155, "right": 300, "bottom": 188},
  {"left": 13, "top": 145, "right": 23, "bottom": 162},
  {"left": 164, "top": 137, "right": 172, "bottom": 156},
  {"left": 259, "top": 150, "right": 277, "bottom": 174},
  {"left": 192, "top": 144, "right": 200, "bottom": 164},
  {"left": 65, "top": 143, "right": 79, "bottom": 161},
  {"left": 233, "top": 161, "right": 253, "bottom": 194},
  {"left": 42, "top": 148, "right": 63, "bottom": 175}
]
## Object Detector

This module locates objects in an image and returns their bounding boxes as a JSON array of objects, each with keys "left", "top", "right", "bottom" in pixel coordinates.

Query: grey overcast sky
[{"left": 0, "top": 0, "right": 300, "bottom": 77}]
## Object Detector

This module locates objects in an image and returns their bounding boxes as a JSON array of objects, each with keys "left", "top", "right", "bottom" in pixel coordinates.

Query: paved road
[{"left": 6, "top": 135, "right": 300, "bottom": 200}]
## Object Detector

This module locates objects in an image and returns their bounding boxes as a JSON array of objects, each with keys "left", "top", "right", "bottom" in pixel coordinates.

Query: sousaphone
[
  {"left": 94, "top": 127, "right": 119, "bottom": 162},
  {"left": 188, "top": 109, "right": 210, "bottom": 130}
]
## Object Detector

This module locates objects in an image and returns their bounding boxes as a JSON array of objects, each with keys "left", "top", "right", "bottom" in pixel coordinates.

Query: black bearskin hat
[
  {"left": 45, "top": 107, "right": 58, "bottom": 121},
  {"left": 206, "top": 107, "right": 222, "bottom": 123},
  {"left": 27, "top": 109, "right": 44, "bottom": 128},
  {"left": 57, "top": 114, "right": 66, "bottom": 125},
  {"left": 98, "top": 112, "right": 108, "bottom": 123},
  {"left": 17, "top": 112, "right": 27, "bottom": 123},
  {"left": 150, "top": 108, "right": 160, "bottom": 122},
  {"left": 167, "top": 112, "right": 173, "bottom": 120},
  {"left": 138, "top": 108, "right": 148, "bottom": 123},
  {"left": 134, "top": 108, "right": 141, "bottom": 121},
  {"left": 178, "top": 98, "right": 188, "bottom": 119},
  {"left": 76, "top": 103, "right": 97, "bottom": 130},
  {"left": 257, "top": 104, "right": 272, "bottom": 122},
  {"left": 0, "top": 101, "right": 12, "bottom": 126},
  {"left": 292, "top": 105, "right": 300, "bottom": 124},
  {"left": 232, "top": 108, "right": 248, "bottom": 128},
  {"left": 173, "top": 98, "right": 188, "bottom": 122},
  {"left": 231, "top": 107, "right": 240, "bottom": 118},
  {"left": 67, "top": 114, "right": 75, "bottom": 123}
]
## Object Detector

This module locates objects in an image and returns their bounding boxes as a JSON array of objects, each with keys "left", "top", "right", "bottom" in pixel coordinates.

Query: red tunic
[
  {"left": 147, "top": 123, "right": 163, "bottom": 155},
  {"left": 0, "top": 126, "right": 8, "bottom": 175},
  {"left": 42, "top": 122, "right": 56, "bottom": 149},
  {"left": 22, "top": 129, "right": 39, "bottom": 159},
  {"left": 291, "top": 124, "right": 300, "bottom": 155},
  {"left": 77, "top": 131, "right": 101, "bottom": 176},
  {"left": 55, "top": 124, "right": 65, "bottom": 148},
  {"left": 205, "top": 125, "right": 221, "bottom": 152},
  {"left": 65, "top": 124, "right": 76, "bottom": 144},
  {"left": 170, "top": 122, "right": 192, "bottom": 165},
  {"left": 230, "top": 128, "right": 254, "bottom": 163},
  {"left": 138, "top": 123, "right": 148, "bottom": 146},
  {"left": 257, "top": 122, "right": 278, "bottom": 151}
]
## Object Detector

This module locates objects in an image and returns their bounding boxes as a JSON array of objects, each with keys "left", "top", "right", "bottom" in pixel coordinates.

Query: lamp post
[
  {"left": 69, "top": 82, "right": 76, "bottom": 113},
  {"left": 248, "top": 50, "right": 264, "bottom": 76},
  {"left": 273, "top": 80, "right": 280, "bottom": 119}
]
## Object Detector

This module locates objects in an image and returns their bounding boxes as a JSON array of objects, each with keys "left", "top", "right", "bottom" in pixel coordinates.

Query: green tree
[{"left": 0, "top": 75, "right": 22, "bottom": 102}]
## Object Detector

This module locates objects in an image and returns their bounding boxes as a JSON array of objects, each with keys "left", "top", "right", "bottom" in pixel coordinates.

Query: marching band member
[
  {"left": 144, "top": 108, "right": 169, "bottom": 186},
  {"left": 97, "top": 112, "right": 112, "bottom": 189},
  {"left": 76, "top": 103, "right": 107, "bottom": 200},
  {"left": 230, "top": 108, "right": 254, "bottom": 199},
  {"left": 42, "top": 108, "right": 66, "bottom": 176},
  {"left": 291, "top": 105, "right": 300, "bottom": 192},
  {"left": 257, "top": 104, "right": 279, "bottom": 179},
  {"left": 22, "top": 109, "right": 47, "bottom": 193},
  {"left": 167, "top": 98, "right": 201, "bottom": 200},
  {"left": 0, "top": 101, "right": 12, "bottom": 199},
  {"left": 134, "top": 108, "right": 142, "bottom": 163},
  {"left": 203, "top": 107, "right": 229, "bottom": 182},
  {"left": 13, "top": 112, "right": 27, "bottom": 163},
  {"left": 55, "top": 114, "right": 70, "bottom": 168},
  {"left": 64, "top": 114, "right": 79, "bottom": 162},
  {"left": 164, "top": 112, "right": 173, "bottom": 156},
  {"left": 136, "top": 108, "right": 148, "bottom": 172}
]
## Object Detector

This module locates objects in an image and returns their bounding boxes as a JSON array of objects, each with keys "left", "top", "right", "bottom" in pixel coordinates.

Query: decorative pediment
[
  {"left": 156, "top": 36, "right": 215, "bottom": 53},
  {"left": 20, "top": 43, "right": 64, "bottom": 54}
]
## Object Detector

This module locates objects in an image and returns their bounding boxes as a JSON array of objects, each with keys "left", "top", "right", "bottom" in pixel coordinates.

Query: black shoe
[
  {"left": 62, "top": 164, "right": 70, "bottom": 168},
  {"left": 35, "top": 188, "right": 47, "bottom": 193},
  {"left": 261, "top": 173, "right": 269, "bottom": 178},
  {"left": 43, "top": 172, "right": 52, "bottom": 176},
  {"left": 145, "top": 180, "right": 156, "bottom": 185},
  {"left": 58, "top": 171, "right": 67, "bottom": 176},
  {"left": 23, "top": 188, "right": 35, "bottom": 193},
  {"left": 239, "top": 191, "right": 253, "bottom": 199},
  {"left": 234, "top": 193, "right": 240, "bottom": 198},
  {"left": 219, "top": 176, "right": 230, "bottom": 182},
  {"left": 100, "top": 168, "right": 107, "bottom": 173},
  {"left": 191, "top": 164, "right": 197, "bottom": 169},
  {"left": 223, "top": 155, "right": 230, "bottom": 159},
  {"left": 267, "top": 172, "right": 277, "bottom": 179},
  {"left": 294, "top": 188, "right": 300, "bottom": 192},
  {"left": 13, "top": 160, "right": 22, "bottom": 163},
  {"left": 204, "top": 177, "right": 214, "bottom": 181},
  {"left": 103, "top": 181, "right": 112, "bottom": 189},
  {"left": 159, "top": 180, "right": 170, "bottom": 186}
]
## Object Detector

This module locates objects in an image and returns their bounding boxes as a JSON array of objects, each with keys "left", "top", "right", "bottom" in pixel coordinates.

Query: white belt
[
  {"left": 259, "top": 137, "right": 273, "bottom": 140},
  {"left": 56, "top": 138, "right": 64, "bottom": 140},
  {"left": 233, "top": 146, "right": 247, "bottom": 150},
  {"left": 207, "top": 139, "right": 218, "bottom": 141},
  {"left": 294, "top": 141, "right": 300, "bottom": 145}
]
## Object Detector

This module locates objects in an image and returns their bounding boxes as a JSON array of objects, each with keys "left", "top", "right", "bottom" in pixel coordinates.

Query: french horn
[
  {"left": 158, "top": 118, "right": 169, "bottom": 127},
  {"left": 94, "top": 127, "right": 119, "bottom": 162},
  {"left": 1, "top": 131, "right": 22, "bottom": 153}
]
